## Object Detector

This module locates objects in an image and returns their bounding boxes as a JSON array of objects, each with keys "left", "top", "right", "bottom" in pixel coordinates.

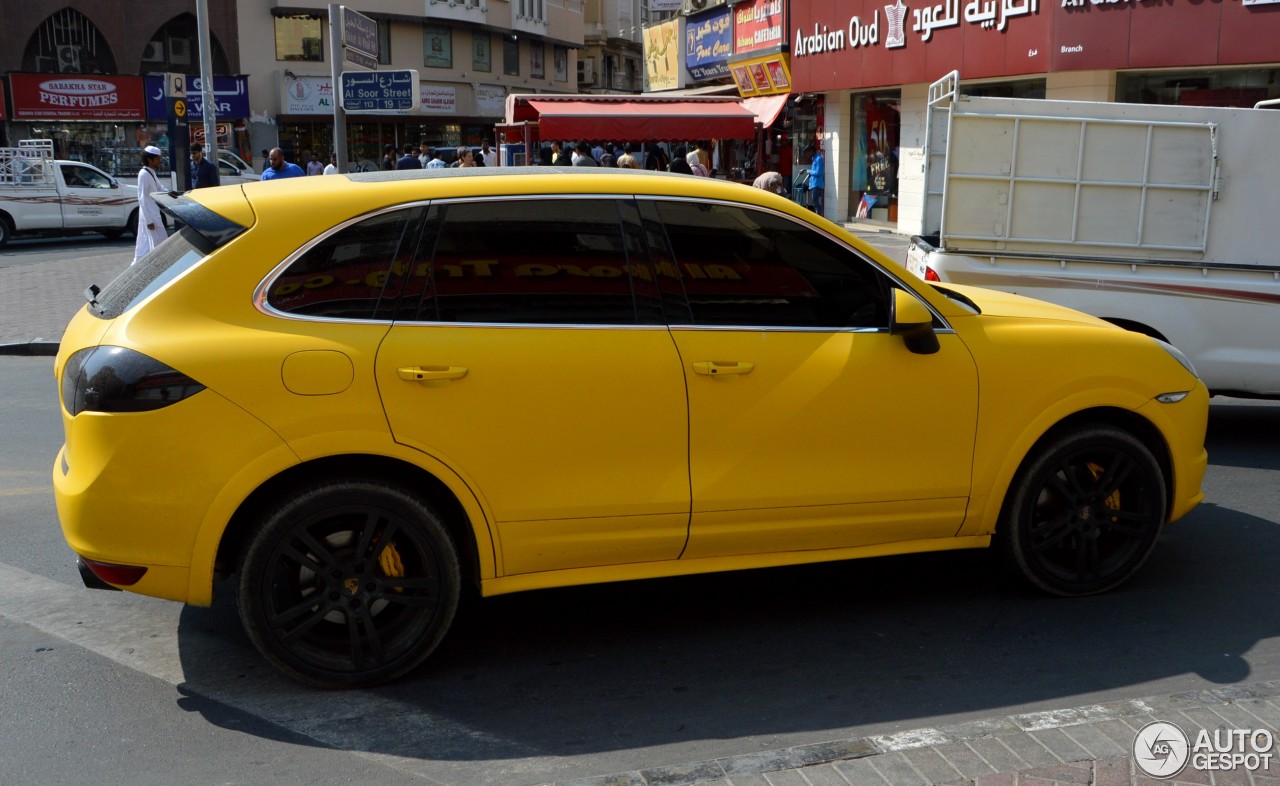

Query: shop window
[
  {"left": 276, "top": 15, "right": 324, "bottom": 62},
  {"left": 1117, "top": 69, "right": 1280, "bottom": 108}
]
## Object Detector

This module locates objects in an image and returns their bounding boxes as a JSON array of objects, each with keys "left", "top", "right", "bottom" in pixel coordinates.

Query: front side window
[
  {"left": 653, "top": 201, "right": 890, "bottom": 329},
  {"left": 61, "top": 164, "right": 110, "bottom": 188},
  {"left": 416, "top": 198, "right": 650, "bottom": 325},
  {"left": 265, "top": 208, "right": 423, "bottom": 320},
  {"left": 275, "top": 15, "right": 324, "bottom": 62}
]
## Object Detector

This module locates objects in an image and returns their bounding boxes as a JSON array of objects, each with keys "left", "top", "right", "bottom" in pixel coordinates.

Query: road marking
[{"left": 0, "top": 486, "right": 50, "bottom": 496}]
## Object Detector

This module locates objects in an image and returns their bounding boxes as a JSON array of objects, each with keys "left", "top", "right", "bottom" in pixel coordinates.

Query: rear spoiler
[{"left": 153, "top": 191, "right": 247, "bottom": 248}]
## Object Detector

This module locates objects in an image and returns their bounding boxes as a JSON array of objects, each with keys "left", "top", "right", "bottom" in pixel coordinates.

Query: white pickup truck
[
  {"left": 906, "top": 72, "right": 1280, "bottom": 399},
  {"left": 0, "top": 139, "right": 139, "bottom": 247}
]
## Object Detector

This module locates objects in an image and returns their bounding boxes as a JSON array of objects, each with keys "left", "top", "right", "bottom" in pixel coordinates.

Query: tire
[
  {"left": 238, "top": 480, "right": 461, "bottom": 688},
  {"left": 0, "top": 216, "right": 11, "bottom": 248},
  {"left": 101, "top": 228, "right": 124, "bottom": 240},
  {"left": 997, "top": 425, "right": 1167, "bottom": 596},
  {"left": 127, "top": 209, "right": 139, "bottom": 238}
]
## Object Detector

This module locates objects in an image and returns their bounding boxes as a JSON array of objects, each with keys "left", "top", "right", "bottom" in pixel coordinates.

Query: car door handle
[
  {"left": 692, "top": 361, "right": 754, "bottom": 376},
  {"left": 398, "top": 366, "right": 468, "bottom": 382}
]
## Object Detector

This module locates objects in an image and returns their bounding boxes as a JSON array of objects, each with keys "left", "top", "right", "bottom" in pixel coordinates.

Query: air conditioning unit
[
  {"left": 577, "top": 57, "right": 596, "bottom": 86},
  {"left": 142, "top": 40, "right": 165, "bottom": 62},
  {"left": 56, "top": 45, "right": 81, "bottom": 73},
  {"left": 687, "top": 0, "right": 709, "bottom": 10}
]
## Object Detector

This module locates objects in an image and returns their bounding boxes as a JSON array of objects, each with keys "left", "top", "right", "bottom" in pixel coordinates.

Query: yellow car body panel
[{"left": 52, "top": 170, "right": 1207, "bottom": 616}]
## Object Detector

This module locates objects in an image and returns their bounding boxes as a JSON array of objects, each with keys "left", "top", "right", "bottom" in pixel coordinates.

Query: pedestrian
[
  {"left": 572, "top": 141, "right": 599, "bottom": 167},
  {"left": 616, "top": 144, "right": 639, "bottom": 169},
  {"left": 425, "top": 148, "right": 447, "bottom": 168},
  {"left": 751, "top": 171, "right": 786, "bottom": 194},
  {"left": 550, "top": 141, "right": 565, "bottom": 165},
  {"left": 133, "top": 145, "right": 168, "bottom": 264},
  {"left": 480, "top": 139, "right": 498, "bottom": 167},
  {"left": 807, "top": 144, "right": 826, "bottom": 216},
  {"left": 189, "top": 142, "right": 220, "bottom": 189},
  {"left": 667, "top": 155, "right": 692, "bottom": 175},
  {"left": 686, "top": 142, "right": 705, "bottom": 171},
  {"left": 381, "top": 144, "right": 396, "bottom": 171},
  {"left": 418, "top": 143, "right": 431, "bottom": 167},
  {"left": 306, "top": 151, "right": 325, "bottom": 176},
  {"left": 260, "top": 147, "right": 306, "bottom": 180},
  {"left": 323, "top": 153, "right": 339, "bottom": 175},
  {"left": 396, "top": 144, "right": 423, "bottom": 170},
  {"left": 260, "top": 148, "right": 270, "bottom": 171},
  {"left": 451, "top": 146, "right": 477, "bottom": 167}
]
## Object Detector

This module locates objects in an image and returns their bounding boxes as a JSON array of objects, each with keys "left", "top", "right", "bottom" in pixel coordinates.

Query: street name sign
[{"left": 341, "top": 69, "right": 420, "bottom": 112}]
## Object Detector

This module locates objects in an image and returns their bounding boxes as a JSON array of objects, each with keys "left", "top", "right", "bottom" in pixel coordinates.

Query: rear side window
[
  {"left": 90, "top": 226, "right": 209, "bottom": 320},
  {"left": 654, "top": 201, "right": 890, "bottom": 329},
  {"left": 266, "top": 207, "right": 423, "bottom": 320},
  {"left": 414, "top": 198, "right": 654, "bottom": 325}
]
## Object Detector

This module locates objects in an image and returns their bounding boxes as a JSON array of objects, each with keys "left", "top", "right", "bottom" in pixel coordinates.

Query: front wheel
[
  {"left": 238, "top": 480, "right": 461, "bottom": 688},
  {"left": 998, "top": 425, "right": 1167, "bottom": 596},
  {"left": 0, "top": 215, "right": 11, "bottom": 247}
]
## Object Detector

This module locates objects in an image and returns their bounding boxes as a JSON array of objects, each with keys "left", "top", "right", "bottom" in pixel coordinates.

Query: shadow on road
[{"left": 172, "top": 399, "right": 1280, "bottom": 767}]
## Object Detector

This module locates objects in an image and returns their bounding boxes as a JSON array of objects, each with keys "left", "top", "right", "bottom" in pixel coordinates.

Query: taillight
[
  {"left": 61, "top": 346, "right": 205, "bottom": 416},
  {"left": 924, "top": 266, "right": 941, "bottom": 282},
  {"left": 80, "top": 557, "right": 147, "bottom": 586}
]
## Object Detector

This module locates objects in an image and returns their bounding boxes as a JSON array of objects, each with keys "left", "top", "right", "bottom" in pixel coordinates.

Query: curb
[
  {"left": 547, "top": 680, "right": 1280, "bottom": 786},
  {"left": 0, "top": 340, "right": 59, "bottom": 357}
]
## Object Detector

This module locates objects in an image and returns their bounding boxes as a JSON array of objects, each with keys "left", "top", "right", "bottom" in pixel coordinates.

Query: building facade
[
  {"left": 0, "top": 1, "right": 243, "bottom": 163},
  {"left": 240, "top": 0, "right": 587, "bottom": 167}
]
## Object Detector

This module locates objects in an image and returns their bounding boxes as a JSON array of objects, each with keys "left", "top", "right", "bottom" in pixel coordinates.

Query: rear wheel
[
  {"left": 238, "top": 480, "right": 461, "bottom": 688},
  {"left": 998, "top": 425, "right": 1166, "bottom": 596},
  {"left": 126, "top": 209, "right": 139, "bottom": 238},
  {"left": 0, "top": 215, "right": 12, "bottom": 247}
]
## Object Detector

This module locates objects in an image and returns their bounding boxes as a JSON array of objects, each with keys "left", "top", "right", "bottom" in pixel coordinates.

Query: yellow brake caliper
[
  {"left": 1087, "top": 462, "right": 1122, "bottom": 516},
  {"left": 379, "top": 542, "right": 406, "bottom": 592}
]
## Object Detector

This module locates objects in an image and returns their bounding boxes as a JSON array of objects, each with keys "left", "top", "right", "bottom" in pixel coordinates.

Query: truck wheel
[
  {"left": 997, "top": 425, "right": 1166, "bottom": 596},
  {"left": 237, "top": 479, "right": 461, "bottom": 688},
  {"left": 0, "top": 215, "right": 11, "bottom": 248},
  {"left": 126, "top": 209, "right": 139, "bottom": 238}
]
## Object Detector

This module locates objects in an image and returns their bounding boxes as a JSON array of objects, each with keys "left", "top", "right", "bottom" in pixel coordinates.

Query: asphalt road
[{"left": 2, "top": 348, "right": 1278, "bottom": 785}]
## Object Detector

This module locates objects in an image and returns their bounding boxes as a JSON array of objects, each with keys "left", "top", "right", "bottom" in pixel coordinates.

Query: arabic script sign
[
  {"left": 341, "top": 69, "right": 420, "bottom": 112},
  {"left": 686, "top": 6, "right": 733, "bottom": 80},
  {"left": 8, "top": 73, "right": 145, "bottom": 120},
  {"left": 144, "top": 75, "right": 250, "bottom": 120}
]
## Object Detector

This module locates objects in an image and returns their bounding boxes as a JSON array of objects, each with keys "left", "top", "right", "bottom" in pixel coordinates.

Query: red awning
[
  {"left": 741, "top": 94, "right": 789, "bottom": 129},
  {"left": 516, "top": 98, "right": 758, "bottom": 141}
]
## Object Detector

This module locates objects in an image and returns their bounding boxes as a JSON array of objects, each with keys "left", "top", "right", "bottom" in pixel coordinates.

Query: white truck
[
  {"left": 0, "top": 139, "right": 140, "bottom": 247},
  {"left": 906, "top": 71, "right": 1280, "bottom": 399}
]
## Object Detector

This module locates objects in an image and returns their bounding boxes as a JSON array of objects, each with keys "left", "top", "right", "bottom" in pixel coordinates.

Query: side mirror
[{"left": 890, "top": 288, "right": 940, "bottom": 355}]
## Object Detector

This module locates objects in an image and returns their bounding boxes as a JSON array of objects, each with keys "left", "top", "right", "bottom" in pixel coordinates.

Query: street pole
[
  {"left": 196, "top": 0, "right": 218, "bottom": 168},
  {"left": 329, "top": 4, "right": 348, "bottom": 173}
]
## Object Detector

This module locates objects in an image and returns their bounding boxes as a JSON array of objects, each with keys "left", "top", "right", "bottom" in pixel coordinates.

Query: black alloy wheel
[
  {"left": 999, "top": 425, "right": 1167, "bottom": 596},
  {"left": 238, "top": 480, "right": 461, "bottom": 688}
]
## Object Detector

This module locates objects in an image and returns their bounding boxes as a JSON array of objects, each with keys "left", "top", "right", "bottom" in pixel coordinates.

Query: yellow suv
[{"left": 54, "top": 168, "right": 1208, "bottom": 687}]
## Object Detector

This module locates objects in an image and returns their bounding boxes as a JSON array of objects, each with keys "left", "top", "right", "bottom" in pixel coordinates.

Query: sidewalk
[
  {"left": 552, "top": 681, "right": 1280, "bottom": 786},
  {"left": 0, "top": 245, "right": 131, "bottom": 354}
]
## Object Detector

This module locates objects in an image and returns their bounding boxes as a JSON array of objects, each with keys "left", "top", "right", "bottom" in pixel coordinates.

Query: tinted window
[
  {"left": 416, "top": 198, "right": 650, "bottom": 325},
  {"left": 266, "top": 208, "right": 422, "bottom": 320},
  {"left": 654, "top": 201, "right": 889, "bottom": 329}
]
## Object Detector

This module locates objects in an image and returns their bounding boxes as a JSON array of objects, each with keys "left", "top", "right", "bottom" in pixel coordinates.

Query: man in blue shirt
[
  {"left": 807, "top": 144, "right": 826, "bottom": 217},
  {"left": 189, "top": 143, "right": 220, "bottom": 189},
  {"left": 260, "top": 148, "right": 305, "bottom": 180}
]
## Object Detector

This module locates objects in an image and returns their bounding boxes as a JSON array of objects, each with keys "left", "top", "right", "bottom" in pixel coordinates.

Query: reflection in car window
[
  {"left": 266, "top": 208, "right": 422, "bottom": 320},
  {"left": 61, "top": 164, "right": 109, "bottom": 189},
  {"left": 654, "top": 201, "right": 889, "bottom": 329},
  {"left": 417, "top": 198, "right": 646, "bottom": 325}
]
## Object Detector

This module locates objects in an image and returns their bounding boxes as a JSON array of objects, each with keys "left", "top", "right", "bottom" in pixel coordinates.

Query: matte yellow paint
[{"left": 51, "top": 170, "right": 1208, "bottom": 609}]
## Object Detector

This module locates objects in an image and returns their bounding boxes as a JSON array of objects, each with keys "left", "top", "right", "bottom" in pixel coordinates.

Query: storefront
[
  {"left": 4, "top": 73, "right": 147, "bottom": 163},
  {"left": 279, "top": 75, "right": 508, "bottom": 169},
  {"left": 787, "top": 0, "right": 1280, "bottom": 229}
]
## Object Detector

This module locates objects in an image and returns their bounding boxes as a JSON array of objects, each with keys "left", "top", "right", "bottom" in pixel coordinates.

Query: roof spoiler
[{"left": 153, "top": 191, "right": 248, "bottom": 248}]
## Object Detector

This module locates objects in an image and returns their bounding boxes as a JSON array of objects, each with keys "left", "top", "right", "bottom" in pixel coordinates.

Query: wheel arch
[
  {"left": 1101, "top": 318, "right": 1169, "bottom": 343},
  {"left": 214, "top": 453, "right": 486, "bottom": 593},
  {"left": 994, "top": 406, "right": 1174, "bottom": 531}
]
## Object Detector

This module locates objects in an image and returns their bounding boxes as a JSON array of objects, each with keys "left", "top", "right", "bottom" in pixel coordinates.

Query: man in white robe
[{"left": 133, "top": 145, "right": 168, "bottom": 263}]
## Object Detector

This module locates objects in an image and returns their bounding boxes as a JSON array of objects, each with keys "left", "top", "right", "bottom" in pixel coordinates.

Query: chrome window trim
[{"left": 253, "top": 192, "right": 955, "bottom": 334}]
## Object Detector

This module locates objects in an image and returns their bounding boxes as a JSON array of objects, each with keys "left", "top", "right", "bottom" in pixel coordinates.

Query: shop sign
[
  {"left": 644, "top": 18, "right": 685, "bottom": 91},
  {"left": 8, "top": 73, "right": 145, "bottom": 120},
  {"left": 284, "top": 75, "right": 334, "bottom": 115},
  {"left": 686, "top": 6, "right": 733, "bottom": 81},
  {"left": 420, "top": 85, "right": 458, "bottom": 114},
  {"left": 730, "top": 54, "right": 791, "bottom": 96},
  {"left": 649, "top": 0, "right": 683, "bottom": 11},
  {"left": 734, "top": 0, "right": 785, "bottom": 56},
  {"left": 476, "top": 84, "right": 507, "bottom": 117},
  {"left": 145, "top": 75, "right": 250, "bottom": 120},
  {"left": 794, "top": 0, "right": 1038, "bottom": 58}
]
